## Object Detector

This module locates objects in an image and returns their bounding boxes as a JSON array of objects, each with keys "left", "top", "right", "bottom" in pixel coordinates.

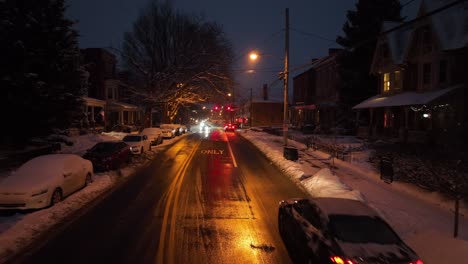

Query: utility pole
[
  {"left": 249, "top": 87, "right": 253, "bottom": 127},
  {"left": 283, "top": 8, "right": 289, "bottom": 146}
]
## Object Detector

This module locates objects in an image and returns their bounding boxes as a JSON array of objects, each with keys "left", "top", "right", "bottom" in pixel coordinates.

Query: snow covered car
[
  {"left": 0, "top": 154, "right": 93, "bottom": 210},
  {"left": 159, "top": 124, "right": 177, "bottom": 138},
  {"left": 278, "top": 197, "right": 423, "bottom": 264},
  {"left": 123, "top": 134, "right": 151, "bottom": 154},
  {"left": 141, "top": 128, "right": 163, "bottom": 146}
]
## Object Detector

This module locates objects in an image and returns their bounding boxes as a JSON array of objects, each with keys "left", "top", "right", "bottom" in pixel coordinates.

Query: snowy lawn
[{"left": 239, "top": 129, "right": 468, "bottom": 264}]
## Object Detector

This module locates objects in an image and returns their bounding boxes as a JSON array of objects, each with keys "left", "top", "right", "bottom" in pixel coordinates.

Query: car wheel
[
  {"left": 141, "top": 147, "right": 144, "bottom": 154},
  {"left": 85, "top": 173, "right": 93, "bottom": 186},
  {"left": 50, "top": 188, "right": 62, "bottom": 206}
]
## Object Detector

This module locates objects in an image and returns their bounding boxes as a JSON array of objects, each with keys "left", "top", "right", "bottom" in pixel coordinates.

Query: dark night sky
[{"left": 66, "top": 0, "right": 419, "bottom": 102}]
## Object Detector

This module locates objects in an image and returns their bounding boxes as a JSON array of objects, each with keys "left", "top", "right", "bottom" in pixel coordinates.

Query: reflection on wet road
[
  {"left": 156, "top": 129, "right": 303, "bottom": 263},
  {"left": 19, "top": 128, "right": 307, "bottom": 264}
]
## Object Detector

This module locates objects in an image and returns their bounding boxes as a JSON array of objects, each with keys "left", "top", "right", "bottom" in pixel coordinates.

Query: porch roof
[
  {"left": 106, "top": 101, "right": 140, "bottom": 111},
  {"left": 83, "top": 96, "right": 106, "bottom": 107},
  {"left": 352, "top": 85, "right": 461, "bottom": 109},
  {"left": 293, "top": 104, "right": 316, "bottom": 110}
]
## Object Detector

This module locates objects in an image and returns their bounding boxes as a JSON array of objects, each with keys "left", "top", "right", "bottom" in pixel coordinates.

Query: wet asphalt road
[{"left": 14, "top": 128, "right": 309, "bottom": 264}]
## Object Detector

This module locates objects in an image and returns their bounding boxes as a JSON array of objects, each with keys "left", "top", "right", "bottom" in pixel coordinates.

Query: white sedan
[
  {"left": 122, "top": 134, "right": 151, "bottom": 154},
  {"left": 0, "top": 154, "right": 93, "bottom": 210}
]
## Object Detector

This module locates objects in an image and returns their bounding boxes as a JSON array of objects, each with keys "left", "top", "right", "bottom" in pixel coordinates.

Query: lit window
[
  {"left": 383, "top": 73, "right": 390, "bottom": 92},
  {"left": 394, "top": 71, "right": 401, "bottom": 90}
]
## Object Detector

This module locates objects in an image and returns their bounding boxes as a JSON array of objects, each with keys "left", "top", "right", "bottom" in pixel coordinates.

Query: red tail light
[
  {"left": 409, "top": 260, "right": 424, "bottom": 264},
  {"left": 330, "top": 256, "right": 356, "bottom": 264}
]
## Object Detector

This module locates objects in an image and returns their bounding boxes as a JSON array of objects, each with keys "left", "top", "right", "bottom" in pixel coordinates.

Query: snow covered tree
[
  {"left": 336, "top": 0, "right": 403, "bottom": 111},
  {"left": 121, "top": 0, "right": 234, "bottom": 126},
  {"left": 0, "top": 0, "right": 84, "bottom": 144}
]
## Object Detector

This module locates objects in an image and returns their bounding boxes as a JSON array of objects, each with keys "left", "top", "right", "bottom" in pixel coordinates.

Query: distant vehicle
[
  {"left": 180, "top": 125, "right": 188, "bottom": 133},
  {"left": 140, "top": 128, "right": 163, "bottom": 146},
  {"left": 278, "top": 197, "right": 423, "bottom": 264},
  {"left": 224, "top": 123, "right": 236, "bottom": 132},
  {"left": 83, "top": 141, "right": 132, "bottom": 172},
  {"left": 0, "top": 154, "right": 93, "bottom": 210},
  {"left": 123, "top": 134, "right": 151, "bottom": 154},
  {"left": 172, "top": 124, "right": 183, "bottom": 135}
]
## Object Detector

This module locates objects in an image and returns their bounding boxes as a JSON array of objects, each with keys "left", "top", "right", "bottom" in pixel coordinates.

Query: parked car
[
  {"left": 173, "top": 124, "right": 183, "bottom": 135},
  {"left": 160, "top": 124, "right": 177, "bottom": 138},
  {"left": 83, "top": 141, "right": 132, "bottom": 172},
  {"left": 278, "top": 197, "right": 423, "bottom": 264},
  {"left": 224, "top": 123, "right": 237, "bottom": 132},
  {"left": 123, "top": 134, "right": 151, "bottom": 154},
  {"left": 140, "top": 128, "right": 163, "bottom": 146},
  {"left": 0, "top": 154, "right": 93, "bottom": 210}
]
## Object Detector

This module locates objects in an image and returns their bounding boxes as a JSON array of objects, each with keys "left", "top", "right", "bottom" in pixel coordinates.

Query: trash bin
[
  {"left": 380, "top": 156, "right": 393, "bottom": 183},
  {"left": 284, "top": 147, "right": 298, "bottom": 161}
]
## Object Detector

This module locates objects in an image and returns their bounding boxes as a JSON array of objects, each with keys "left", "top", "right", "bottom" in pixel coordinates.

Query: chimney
[{"left": 262, "top": 84, "right": 268, "bottom": 100}]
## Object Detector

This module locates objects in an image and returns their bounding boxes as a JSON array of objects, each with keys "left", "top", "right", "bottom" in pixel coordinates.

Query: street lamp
[
  {"left": 249, "top": 51, "right": 259, "bottom": 61},
  {"left": 247, "top": 8, "right": 296, "bottom": 160},
  {"left": 247, "top": 9, "right": 289, "bottom": 147}
]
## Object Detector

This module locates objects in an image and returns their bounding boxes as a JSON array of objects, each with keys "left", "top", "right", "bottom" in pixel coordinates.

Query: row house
[
  {"left": 353, "top": 0, "right": 468, "bottom": 146},
  {"left": 291, "top": 48, "right": 341, "bottom": 133},
  {"left": 81, "top": 48, "right": 142, "bottom": 130},
  {"left": 239, "top": 84, "right": 283, "bottom": 127}
]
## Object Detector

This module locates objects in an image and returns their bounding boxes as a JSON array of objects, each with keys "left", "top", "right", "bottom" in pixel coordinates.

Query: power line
[
  {"left": 379, "top": 0, "right": 468, "bottom": 38},
  {"left": 290, "top": 27, "right": 336, "bottom": 43},
  {"left": 402, "top": 0, "right": 418, "bottom": 8}
]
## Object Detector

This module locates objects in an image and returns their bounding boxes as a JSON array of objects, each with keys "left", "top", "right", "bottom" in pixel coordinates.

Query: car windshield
[
  {"left": 328, "top": 215, "right": 400, "bottom": 244},
  {"left": 90, "top": 143, "right": 118, "bottom": 153},
  {"left": 123, "top": 136, "right": 141, "bottom": 142}
]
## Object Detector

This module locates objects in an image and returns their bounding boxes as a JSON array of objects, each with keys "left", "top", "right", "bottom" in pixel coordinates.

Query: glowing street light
[{"left": 249, "top": 52, "right": 259, "bottom": 61}]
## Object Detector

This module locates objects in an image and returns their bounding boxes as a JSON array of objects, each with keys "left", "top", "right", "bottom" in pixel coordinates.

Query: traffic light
[
  {"left": 226, "top": 106, "right": 231, "bottom": 111},
  {"left": 214, "top": 105, "right": 219, "bottom": 111}
]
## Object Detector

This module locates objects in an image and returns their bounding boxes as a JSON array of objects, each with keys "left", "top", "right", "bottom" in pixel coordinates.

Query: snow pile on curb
[
  {"left": 240, "top": 130, "right": 364, "bottom": 202},
  {"left": 302, "top": 168, "right": 365, "bottom": 202}
]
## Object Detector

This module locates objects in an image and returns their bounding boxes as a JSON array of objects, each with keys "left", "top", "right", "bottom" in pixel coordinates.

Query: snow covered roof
[
  {"left": 106, "top": 101, "right": 140, "bottom": 110},
  {"left": 353, "top": 85, "right": 460, "bottom": 109},
  {"left": 83, "top": 96, "right": 106, "bottom": 107},
  {"left": 382, "top": 22, "right": 412, "bottom": 64},
  {"left": 422, "top": 0, "right": 468, "bottom": 50},
  {"left": 313, "top": 197, "right": 379, "bottom": 217}
]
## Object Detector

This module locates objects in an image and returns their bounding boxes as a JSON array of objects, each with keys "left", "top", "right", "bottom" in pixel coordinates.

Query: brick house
[
  {"left": 353, "top": 0, "right": 468, "bottom": 147},
  {"left": 81, "top": 48, "right": 142, "bottom": 130},
  {"left": 291, "top": 67, "right": 316, "bottom": 128},
  {"left": 291, "top": 48, "right": 341, "bottom": 133}
]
